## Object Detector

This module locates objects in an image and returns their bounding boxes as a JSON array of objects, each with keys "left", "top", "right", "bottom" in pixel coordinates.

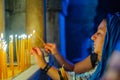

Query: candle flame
[
  {"left": 1, "top": 33, "right": 3, "bottom": 39},
  {"left": 15, "top": 34, "right": 17, "bottom": 38},
  {"left": 28, "top": 35, "right": 31, "bottom": 38},
  {"left": 21, "top": 34, "right": 27, "bottom": 39},
  {"left": 3, "top": 44, "right": 7, "bottom": 51},
  {"left": 9, "top": 35, "right": 13, "bottom": 42},
  {"left": 33, "top": 30, "right": 35, "bottom": 34},
  {"left": 18, "top": 36, "right": 21, "bottom": 39}
]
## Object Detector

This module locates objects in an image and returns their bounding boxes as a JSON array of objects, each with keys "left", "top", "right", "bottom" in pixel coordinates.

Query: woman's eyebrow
[{"left": 98, "top": 27, "right": 105, "bottom": 30}]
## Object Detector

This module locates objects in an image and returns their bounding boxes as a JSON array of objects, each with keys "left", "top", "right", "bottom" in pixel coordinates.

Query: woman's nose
[{"left": 91, "top": 33, "right": 96, "bottom": 41}]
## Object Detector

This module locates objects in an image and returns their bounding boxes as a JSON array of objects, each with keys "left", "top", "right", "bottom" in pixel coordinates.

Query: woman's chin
[{"left": 93, "top": 49, "right": 97, "bottom": 54}]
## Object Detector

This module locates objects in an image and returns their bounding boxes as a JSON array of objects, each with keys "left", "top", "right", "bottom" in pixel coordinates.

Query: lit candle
[
  {"left": 23, "top": 36, "right": 28, "bottom": 68},
  {"left": 9, "top": 35, "right": 14, "bottom": 76},
  {"left": 0, "top": 37, "right": 8, "bottom": 79},
  {"left": 0, "top": 35, "right": 3, "bottom": 79},
  {"left": 15, "top": 35, "right": 20, "bottom": 69},
  {"left": 2, "top": 43, "right": 8, "bottom": 79},
  {"left": 23, "top": 35, "right": 27, "bottom": 69},
  {"left": 0, "top": 34, "right": 8, "bottom": 79},
  {"left": 19, "top": 35, "right": 22, "bottom": 71},
  {"left": 0, "top": 45, "right": 2, "bottom": 79},
  {"left": 27, "top": 35, "right": 32, "bottom": 67},
  {"left": 18, "top": 36, "right": 21, "bottom": 70},
  {"left": 28, "top": 34, "right": 32, "bottom": 52},
  {"left": 23, "top": 35, "right": 25, "bottom": 70},
  {"left": 33, "top": 30, "right": 45, "bottom": 45},
  {"left": 1, "top": 48, "right": 4, "bottom": 80},
  {"left": 0, "top": 37, "right": 2, "bottom": 79},
  {"left": 20, "top": 35, "right": 25, "bottom": 71}
]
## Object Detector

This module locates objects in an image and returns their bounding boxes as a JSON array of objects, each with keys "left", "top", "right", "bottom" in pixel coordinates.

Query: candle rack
[{"left": 0, "top": 33, "right": 32, "bottom": 80}]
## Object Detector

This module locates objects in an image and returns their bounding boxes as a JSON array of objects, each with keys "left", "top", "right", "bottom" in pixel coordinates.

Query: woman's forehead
[{"left": 98, "top": 19, "right": 107, "bottom": 31}]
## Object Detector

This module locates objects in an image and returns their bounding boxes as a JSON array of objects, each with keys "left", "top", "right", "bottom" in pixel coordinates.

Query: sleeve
[{"left": 67, "top": 72, "right": 76, "bottom": 80}]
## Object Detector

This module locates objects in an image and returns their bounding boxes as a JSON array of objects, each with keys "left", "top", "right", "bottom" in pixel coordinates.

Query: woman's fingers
[
  {"left": 44, "top": 48, "right": 50, "bottom": 53},
  {"left": 31, "top": 47, "right": 42, "bottom": 56},
  {"left": 44, "top": 43, "right": 56, "bottom": 49},
  {"left": 45, "top": 43, "right": 54, "bottom": 47},
  {"left": 31, "top": 47, "right": 47, "bottom": 69},
  {"left": 44, "top": 46, "right": 52, "bottom": 52},
  {"left": 31, "top": 48, "right": 37, "bottom": 55},
  {"left": 34, "top": 47, "right": 43, "bottom": 56}
]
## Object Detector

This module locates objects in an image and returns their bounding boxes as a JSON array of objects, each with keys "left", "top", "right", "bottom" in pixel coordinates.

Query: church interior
[{"left": 0, "top": 0, "right": 120, "bottom": 80}]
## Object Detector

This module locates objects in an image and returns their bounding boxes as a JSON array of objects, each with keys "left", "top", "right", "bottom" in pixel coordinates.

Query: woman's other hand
[
  {"left": 44, "top": 43, "right": 59, "bottom": 56},
  {"left": 31, "top": 47, "right": 47, "bottom": 69}
]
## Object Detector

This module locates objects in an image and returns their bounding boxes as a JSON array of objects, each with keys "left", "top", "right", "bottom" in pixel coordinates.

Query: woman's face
[
  {"left": 103, "top": 52, "right": 120, "bottom": 80},
  {"left": 91, "top": 19, "right": 107, "bottom": 56}
]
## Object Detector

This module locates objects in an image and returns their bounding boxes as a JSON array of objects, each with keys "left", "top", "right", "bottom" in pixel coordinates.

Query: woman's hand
[
  {"left": 31, "top": 47, "right": 47, "bottom": 69},
  {"left": 44, "top": 43, "right": 59, "bottom": 56}
]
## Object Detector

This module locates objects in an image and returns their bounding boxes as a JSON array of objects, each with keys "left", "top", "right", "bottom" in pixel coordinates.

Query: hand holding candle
[{"left": 31, "top": 47, "right": 47, "bottom": 69}]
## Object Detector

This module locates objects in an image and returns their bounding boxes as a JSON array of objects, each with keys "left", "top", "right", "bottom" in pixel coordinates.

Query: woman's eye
[{"left": 97, "top": 32, "right": 101, "bottom": 36}]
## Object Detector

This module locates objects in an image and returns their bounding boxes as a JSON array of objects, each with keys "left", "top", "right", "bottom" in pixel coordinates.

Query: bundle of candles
[
  {"left": 0, "top": 33, "right": 32, "bottom": 79},
  {"left": 0, "top": 30, "right": 46, "bottom": 79}
]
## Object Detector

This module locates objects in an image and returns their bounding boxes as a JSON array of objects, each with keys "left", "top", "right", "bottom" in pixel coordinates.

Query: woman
[
  {"left": 42, "top": 19, "right": 106, "bottom": 73},
  {"left": 31, "top": 19, "right": 107, "bottom": 80},
  {"left": 91, "top": 13, "right": 120, "bottom": 80}
]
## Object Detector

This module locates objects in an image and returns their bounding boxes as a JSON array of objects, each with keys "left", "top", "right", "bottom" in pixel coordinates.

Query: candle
[
  {"left": 0, "top": 48, "right": 2, "bottom": 79},
  {"left": 24, "top": 35, "right": 28, "bottom": 68},
  {"left": 33, "top": 30, "right": 45, "bottom": 45},
  {"left": 0, "top": 38, "right": 8, "bottom": 79},
  {"left": 0, "top": 37, "right": 2, "bottom": 79},
  {"left": 20, "top": 35, "right": 25, "bottom": 71},
  {"left": 28, "top": 34, "right": 32, "bottom": 52},
  {"left": 1, "top": 48, "right": 4, "bottom": 80},
  {"left": 9, "top": 35, "right": 14, "bottom": 76},
  {"left": 60, "top": 64, "right": 68, "bottom": 80},
  {"left": 15, "top": 35, "right": 20, "bottom": 69},
  {"left": 23, "top": 35, "right": 25, "bottom": 70},
  {"left": 0, "top": 34, "right": 8, "bottom": 79},
  {"left": 2, "top": 44, "right": 8, "bottom": 79},
  {"left": 19, "top": 35, "right": 22, "bottom": 71},
  {"left": 23, "top": 35, "right": 27, "bottom": 69},
  {"left": 27, "top": 35, "right": 32, "bottom": 67},
  {"left": 24, "top": 35, "right": 27, "bottom": 69},
  {"left": 18, "top": 36, "right": 21, "bottom": 70}
]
